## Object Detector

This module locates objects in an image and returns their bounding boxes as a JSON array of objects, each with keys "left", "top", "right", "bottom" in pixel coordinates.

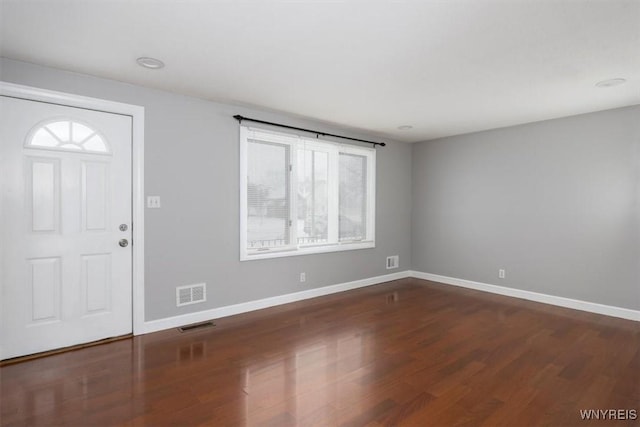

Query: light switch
[{"left": 147, "top": 196, "right": 161, "bottom": 208}]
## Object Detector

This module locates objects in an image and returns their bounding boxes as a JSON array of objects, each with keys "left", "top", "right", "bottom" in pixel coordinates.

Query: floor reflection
[
  {"left": 3, "top": 280, "right": 639, "bottom": 425},
  {"left": 239, "top": 329, "right": 371, "bottom": 425},
  {"left": 1, "top": 339, "right": 138, "bottom": 425}
]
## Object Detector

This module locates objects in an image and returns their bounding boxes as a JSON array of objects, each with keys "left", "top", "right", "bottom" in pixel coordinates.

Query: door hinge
[{"left": 289, "top": 164, "right": 292, "bottom": 172}]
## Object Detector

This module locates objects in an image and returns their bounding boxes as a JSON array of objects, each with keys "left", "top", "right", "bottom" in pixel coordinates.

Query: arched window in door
[{"left": 26, "top": 119, "right": 110, "bottom": 154}]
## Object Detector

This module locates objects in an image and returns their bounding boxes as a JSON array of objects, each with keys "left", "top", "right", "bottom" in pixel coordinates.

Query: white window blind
[
  {"left": 246, "top": 140, "right": 291, "bottom": 251},
  {"left": 339, "top": 153, "right": 367, "bottom": 241},
  {"left": 240, "top": 126, "right": 376, "bottom": 260}
]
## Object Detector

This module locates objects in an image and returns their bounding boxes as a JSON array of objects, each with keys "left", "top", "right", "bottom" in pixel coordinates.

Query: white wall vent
[
  {"left": 176, "top": 283, "right": 207, "bottom": 307},
  {"left": 386, "top": 255, "right": 399, "bottom": 269}
]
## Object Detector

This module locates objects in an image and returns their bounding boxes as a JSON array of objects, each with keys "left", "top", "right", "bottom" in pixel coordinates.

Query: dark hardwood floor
[{"left": 1, "top": 278, "right": 639, "bottom": 426}]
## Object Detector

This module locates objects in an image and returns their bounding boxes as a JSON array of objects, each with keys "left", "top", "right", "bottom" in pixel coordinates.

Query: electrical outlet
[
  {"left": 147, "top": 196, "right": 161, "bottom": 208},
  {"left": 498, "top": 269, "right": 506, "bottom": 279},
  {"left": 386, "top": 255, "right": 399, "bottom": 269},
  {"left": 300, "top": 272, "right": 306, "bottom": 283}
]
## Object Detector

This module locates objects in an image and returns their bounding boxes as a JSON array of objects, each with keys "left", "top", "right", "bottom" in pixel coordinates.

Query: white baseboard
[
  {"left": 141, "top": 269, "right": 638, "bottom": 334},
  {"left": 141, "top": 270, "right": 410, "bottom": 334},
  {"left": 409, "top": 271, "right": 640, "bottom": 322}
]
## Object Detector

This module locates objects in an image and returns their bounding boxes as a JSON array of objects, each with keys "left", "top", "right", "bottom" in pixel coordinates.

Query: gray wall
[
  {"left": 1, "top": 58, "right": 413, "bottom": 321},
  {"left": 3, "top": 57, "right": 637, "bottom": 318},
  {"left": 412, "top": 106, "right": 640, "bottom": 310}
]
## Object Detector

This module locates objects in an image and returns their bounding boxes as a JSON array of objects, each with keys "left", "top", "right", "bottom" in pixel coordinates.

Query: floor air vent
[
  {"left": 176, "top": 283, "right": 206, "bottom": 307},
  {"left": 178, "top": 321, "right": 215, "bottom": 333}
]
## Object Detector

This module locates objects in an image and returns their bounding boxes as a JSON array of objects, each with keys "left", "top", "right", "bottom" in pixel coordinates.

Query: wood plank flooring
[{"left": 1, "top": 278, "right": 639, "bottom": 426}]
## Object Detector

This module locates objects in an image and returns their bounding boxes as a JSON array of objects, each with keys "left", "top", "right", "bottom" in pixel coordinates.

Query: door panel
[
  {"left": 29, "top": 158, "right": 60, "bottom": 232},
  {"left": 82, "top": 161, "right": 109, "bottom": 231},
  {"left": 28, "top": 257, "right": 62, "bottom": 322},
  {"left": 81, "top": 253, "right": 111, "bottom": 314},
  {"left": 1, "top": 96, "right": 133, "bottom": 360}
]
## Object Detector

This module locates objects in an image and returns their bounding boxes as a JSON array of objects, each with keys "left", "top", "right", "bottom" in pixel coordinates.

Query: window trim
[{"left": 240, "top": 126, "right": 376, "bottom": 261}]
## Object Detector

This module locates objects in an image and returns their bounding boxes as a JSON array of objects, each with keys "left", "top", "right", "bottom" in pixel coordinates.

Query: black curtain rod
[{"left": 233, "top": 115, "right": 386, "bottom": 147}]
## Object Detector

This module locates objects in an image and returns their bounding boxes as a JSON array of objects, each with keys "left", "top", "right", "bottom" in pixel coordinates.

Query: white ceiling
[{"left": 1, "top": 0, "right": 639, "bottom": 143}]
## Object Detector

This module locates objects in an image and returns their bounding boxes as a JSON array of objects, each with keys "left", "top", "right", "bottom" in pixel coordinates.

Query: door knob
[
  {"left": 119, "top": 239, "right": 129, "bottom": 247},
  {"left": 119, "top": 224, "right": 128, "bottom": 232}
]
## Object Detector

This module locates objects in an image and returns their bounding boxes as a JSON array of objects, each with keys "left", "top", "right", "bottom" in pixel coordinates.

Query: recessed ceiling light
[
  {"left": 397, "top": 125, "right": 413, "bottom": 130},
  {"left": 595, "top": 78, "right": 626, "bottom": 88},
  {"left": 136, "top": 57, "right": 165, "bottom": 70}
]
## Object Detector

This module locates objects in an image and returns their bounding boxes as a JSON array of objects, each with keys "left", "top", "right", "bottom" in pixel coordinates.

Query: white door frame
[{"left": 0, "top": 81, "right": 146, "bottom": 335}]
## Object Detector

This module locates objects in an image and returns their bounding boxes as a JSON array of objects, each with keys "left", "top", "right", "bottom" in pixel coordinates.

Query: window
[
  {"left": 26, "top": 119, "right": 110, "bottom": 154},
  {"left": 240, "top": 126, "right": 375, "bottom": 260}
]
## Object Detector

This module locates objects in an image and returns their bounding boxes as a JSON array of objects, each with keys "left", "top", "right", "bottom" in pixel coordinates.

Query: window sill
[{"left": 241, "top": 241, "right": 375, "bottom": 261}]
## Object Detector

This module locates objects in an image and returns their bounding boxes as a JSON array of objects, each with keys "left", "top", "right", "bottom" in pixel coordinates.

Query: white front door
[{"left": 0, "top": 96, "right": 133, "bottom": 360}]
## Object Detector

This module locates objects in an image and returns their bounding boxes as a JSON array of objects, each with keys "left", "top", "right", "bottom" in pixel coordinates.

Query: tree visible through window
[
  {"left": 339, "top": 153, "right": 367, "bottom": 241},
  {"left": 247, "top": 141, "right": 290, "bottom": 249}
]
